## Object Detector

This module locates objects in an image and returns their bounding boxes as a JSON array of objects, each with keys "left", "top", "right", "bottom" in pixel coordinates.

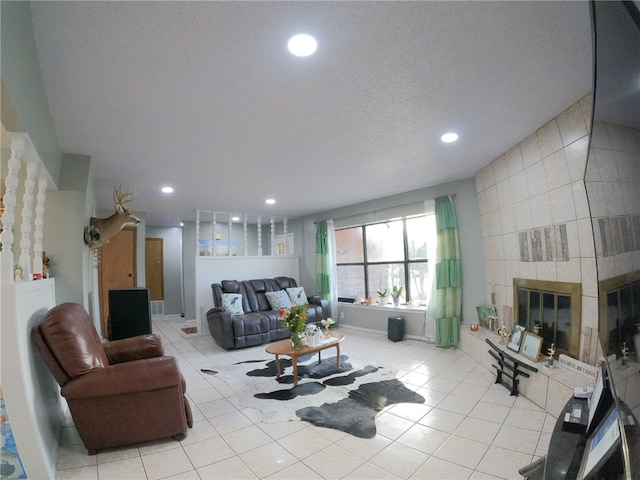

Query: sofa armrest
[
  {"left": 103, "top": 334, "right": 164, "bottom": 364},
  {"left": 308, "top": 295, "right": 330, "bottom": 318},
  {"left": 61, "top": 356, "right": 182, "bottom": 399},
  {"left": 206, "top": 308, "right": 236, "bottom": 349}
]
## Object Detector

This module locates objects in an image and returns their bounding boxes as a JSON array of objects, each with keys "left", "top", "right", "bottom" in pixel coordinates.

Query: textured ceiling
[{"left": 29, "top": 1, "right": 593, "bottom": 226}]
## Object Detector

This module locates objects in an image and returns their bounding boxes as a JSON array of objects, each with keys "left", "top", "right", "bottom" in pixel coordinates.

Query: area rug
[
  {"left": 181, "top": 326, "right": 197, "bottom": 334},
  {"left": 208, "top": 354, "right": 425, "bottom": 438}
]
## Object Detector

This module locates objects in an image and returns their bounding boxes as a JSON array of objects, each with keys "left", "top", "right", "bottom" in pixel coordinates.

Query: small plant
[
  {"left": 377, "top": 288, "right": 389, "bottom": 297},
  {"left": 391, "top": 285, "right": 403, "bottom": 297},
  {"left": 320, "top": 317, "right": 335, "bottom": 330}
]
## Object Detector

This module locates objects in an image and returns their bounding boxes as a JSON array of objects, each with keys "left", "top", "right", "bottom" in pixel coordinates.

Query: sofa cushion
[
  {"left": 264, "top": 290, "right": 293, "bottom": 310},
  {"left": 286, "top": 287, "right": 309, "bottom": 306},
  {"left": 221, "top": 293, "right": 244, "bottom": 315}
]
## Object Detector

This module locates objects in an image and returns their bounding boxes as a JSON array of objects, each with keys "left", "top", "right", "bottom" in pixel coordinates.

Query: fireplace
[{"left": 513, "top": 278, "right": 582, "bottom": 359}]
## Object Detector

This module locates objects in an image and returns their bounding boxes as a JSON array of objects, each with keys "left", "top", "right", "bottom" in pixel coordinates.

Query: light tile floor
[{"left": 55, "top": 317, "right": 555, "bottom": 479}]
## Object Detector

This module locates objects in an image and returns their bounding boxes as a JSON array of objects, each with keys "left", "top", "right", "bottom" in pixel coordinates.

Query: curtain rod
[{"left": 313, "top": 194, "right": 456, "bottom": 224}]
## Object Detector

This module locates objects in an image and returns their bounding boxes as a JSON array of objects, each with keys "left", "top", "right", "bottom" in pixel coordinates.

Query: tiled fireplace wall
[
  {"left": 475, "top": 94, "right": 599, "bottom": 365},
  {"left": 586, "top": 121, "right": 640, "bottom": 280}
]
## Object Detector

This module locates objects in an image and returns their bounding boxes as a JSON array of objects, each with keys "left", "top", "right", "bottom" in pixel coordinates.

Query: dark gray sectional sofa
[{"left": 206, "top": 276, "right": 330, "bottom": 349}]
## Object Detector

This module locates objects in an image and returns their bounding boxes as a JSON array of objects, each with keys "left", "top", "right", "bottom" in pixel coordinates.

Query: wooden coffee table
[{"left": 265, "top": 332, "right": 345, "bottom": 386}]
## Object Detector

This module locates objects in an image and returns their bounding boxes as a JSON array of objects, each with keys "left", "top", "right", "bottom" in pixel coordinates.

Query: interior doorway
[
  {"left": 145, "top": 237, "right": 164, "bottom": 301},
  {"left": 98, "top": 227, "right": 137, "bottom": 337}
]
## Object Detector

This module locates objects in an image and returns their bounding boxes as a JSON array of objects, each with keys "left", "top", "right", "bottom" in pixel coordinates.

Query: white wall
[
  {"left": 194, "top": 256, "right": 299, "bottom": 334},
  {"left": 1, "top": 280, "right": 60, "bottom": 480}
]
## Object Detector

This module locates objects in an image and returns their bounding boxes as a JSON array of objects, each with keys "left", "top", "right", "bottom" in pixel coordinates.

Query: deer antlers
[
  {"left": 85, "top": 185, "right": 140, "bottom": 249},
  {"left": 113, "top": 185, "right": 135, "bottom": 212}
]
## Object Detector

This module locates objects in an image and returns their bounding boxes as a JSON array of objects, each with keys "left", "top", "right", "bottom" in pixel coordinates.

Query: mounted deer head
[{"left": 85, "top": 185, "right": 140, "bottom": 249}]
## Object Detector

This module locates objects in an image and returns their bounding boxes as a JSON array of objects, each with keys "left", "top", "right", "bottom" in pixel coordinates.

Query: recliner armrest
[
  {"left": 206, "top": 308, "right": 235, "bottom": 349},
  {"left": 308, "top": 296, "right": 330, "bottom": 318},
  {"left": 61, "top": 356, "right": 182, "bottom": 399},
  {"left": 103, "top": 334, "right": 164, "bottom": 364}
]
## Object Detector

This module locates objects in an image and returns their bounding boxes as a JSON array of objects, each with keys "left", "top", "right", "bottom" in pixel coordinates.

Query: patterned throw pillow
[
  {"left": 265, "top": 290, "right": 293, "bottom": 310},
  {"left": 286, "top": 287, "right": 309, "bottom": 306},
  {"left": 221, "top": 293, "right": 243, "bottom": 315}
]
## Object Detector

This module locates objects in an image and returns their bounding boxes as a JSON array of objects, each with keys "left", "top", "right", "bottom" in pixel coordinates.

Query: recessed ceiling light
[
  {"left": 441, "top": 133, "right": 459, "bottom": 143},
  {"left": 266, "top": 198, "right": 276, "bottom": 205},
  {"left": 231, "top": 216, "right": 240, "bottom": 222},
  {"left": 288, "top": 34, "right": 317, "bottom": 57},
  {"left": 180, "top": 222, "right": 184, "bottom": 227},
  {"left": 161, "top": 186, "right": 174, "bottom": 193}
]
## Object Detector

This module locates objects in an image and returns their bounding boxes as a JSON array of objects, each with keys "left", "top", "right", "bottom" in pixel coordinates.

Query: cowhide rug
[{"left": 208, "top": 354, "right": 425, "bottom": 438}]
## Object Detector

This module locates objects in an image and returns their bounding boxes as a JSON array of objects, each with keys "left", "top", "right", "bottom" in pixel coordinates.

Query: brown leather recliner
[{"left": 32, "top": 302, "right": 193, "bottom": 454}]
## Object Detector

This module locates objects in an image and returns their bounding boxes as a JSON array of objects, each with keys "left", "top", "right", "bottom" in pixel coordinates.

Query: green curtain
[
  {"left": 434, "top": 196, "right": 462, "bottom": 346},
  {"left": 316, "top": 220, "right": 331, "bottom": 303}
]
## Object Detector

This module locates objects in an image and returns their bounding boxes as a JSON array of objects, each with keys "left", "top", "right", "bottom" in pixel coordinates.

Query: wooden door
[
  {"left": 99, "top": 227, "right": 136, "bottom": 336},
  {"left": 145, "top": 237, "right": 164, "bottom": 301}
]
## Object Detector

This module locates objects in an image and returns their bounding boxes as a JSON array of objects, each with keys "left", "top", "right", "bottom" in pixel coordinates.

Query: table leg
[
  {"left": 274, "top": 355, "right": 281, "bottom": 379},
  {"left": 318, "top": 350, "right": 322, "bottom": 364},
  {"left": 336, "top": 343, "right": 341, "bottom": 371},
  {"left": 292, "top": 354, "right": 299, "bottom": 387}
]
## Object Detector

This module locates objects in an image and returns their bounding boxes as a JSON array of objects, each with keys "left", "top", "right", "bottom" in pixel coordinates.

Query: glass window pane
[
  {"left": 518, "top": 289, "right": 528, "bottom": 328},
  {"left": 619, "top": 286, "right": 634, "bottom": 356},
  {"left": 368, "top": 264, "right": 392, "bottom": 300},
  {"left": 606, "top": 291, "right": 618, "bottom": 355},
  {"left": 541, "top": 293, "right": 555, "bottom": 350},
  {"left": 336, "top": 265, "right": 364, "bottom": 300},
  {"left": 408, "top": 262, "right": 430, "bottom": 306},
  {"left": 385, "top": 263, "right": 405, "bottom": 298},
  {"left": 556, "top": 294, "right": 571, "bottom": 353},
  {"left": 365, "top": 221, "right": 403, "bottom": 262},
  {"left": 336, "top": 227, "right": 363, "bottom": 263},
  {"left": 407, "top": 216, "right": 430, "bottom": 260}
]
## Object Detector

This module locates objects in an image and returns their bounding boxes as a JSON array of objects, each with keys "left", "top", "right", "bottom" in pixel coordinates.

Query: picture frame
[
  {"left": 507, "top": 325, "right": 525, "bottom": 352},
  {"left": 520, "top": 332, "right": 543, "bottom": 362},
  {"left": 634, "top": 333, "right": 640, "bottom": 361},
  {"left": 475, "top": 305, "right": 494, "bottom": 330}
]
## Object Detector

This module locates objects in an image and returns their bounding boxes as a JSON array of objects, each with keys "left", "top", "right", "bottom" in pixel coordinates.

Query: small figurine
[
  {"left": 497, "top": 326, "right": 509, "bottom": 345},
  {"left": 546, "top": 343, "right": 556, "bottom": 367},
  {"left": 42, "top": 251, "right": 50, "bottom": 278},
  {"left": 13, "top": 264, "right": 23, "bottom": 283},
  {"left": 621, "top": 342, "right": 629, "bottom": 367}
]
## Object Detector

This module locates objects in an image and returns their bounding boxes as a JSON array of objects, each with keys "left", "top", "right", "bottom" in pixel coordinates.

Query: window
[
  {"left": 336, "top": 214, "right": 435, "bottom": 306},
  {"left": 514, "top": 278, "right": 582, "bottom": 359}
]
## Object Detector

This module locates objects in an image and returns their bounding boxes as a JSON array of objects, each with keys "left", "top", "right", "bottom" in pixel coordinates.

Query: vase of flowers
[
  {"left": 279, "top": 305, "right": 308, "bottom": 348},
  {"left": 320, "top": 317, "right": 335, "bottom": 338}
]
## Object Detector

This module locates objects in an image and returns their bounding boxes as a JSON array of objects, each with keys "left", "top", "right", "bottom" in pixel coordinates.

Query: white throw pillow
[
  {"left": 265, "top": 290, "right": 293, "bottom": 310},
  {"left": 286, "top": 287, "right": 309, "bottom": 306},
  {"left": 221, "top": 293, "right": 243, "bottom": 315}
]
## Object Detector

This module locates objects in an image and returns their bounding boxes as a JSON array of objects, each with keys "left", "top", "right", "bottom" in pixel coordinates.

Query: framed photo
[
  {"left": 634, "top": 333, "right": 640, "bottom": 361},
  {"left": 476, "top": 306, "right": 493, "bottom": 329},
  {"left": 520, "top": 332, "right": 543, "bottom": 362},
  {"left": 508, "top": 325, "right": 525, "bottom": 352}
]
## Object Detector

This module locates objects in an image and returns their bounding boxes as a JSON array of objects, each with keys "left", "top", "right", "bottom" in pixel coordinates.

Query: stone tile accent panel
[{"left": 518, "top": 224, "right": 568, "bottom": 262}]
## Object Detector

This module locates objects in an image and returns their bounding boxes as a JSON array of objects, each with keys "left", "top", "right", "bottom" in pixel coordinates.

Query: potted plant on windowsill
[
  {"left": 391, "top": 285, "right": 403, "bottom": 306},
  {"left": 377, "top": 288, "right": 389, "bottom": 305}
]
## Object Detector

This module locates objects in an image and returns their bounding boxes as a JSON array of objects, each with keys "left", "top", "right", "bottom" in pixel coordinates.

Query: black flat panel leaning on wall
[{"left": 108, "top": 288, "right": 152, "bottom": 340}]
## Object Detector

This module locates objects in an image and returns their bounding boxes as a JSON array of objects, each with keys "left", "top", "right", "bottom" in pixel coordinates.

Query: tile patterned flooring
[{"left": 55, "top": 317, "right": 555, "bottom": 479}]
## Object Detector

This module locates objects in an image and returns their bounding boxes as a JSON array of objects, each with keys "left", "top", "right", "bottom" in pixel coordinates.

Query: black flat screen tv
[{"left": 577, "top": 405, "right": 622, "bottom": 480}]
